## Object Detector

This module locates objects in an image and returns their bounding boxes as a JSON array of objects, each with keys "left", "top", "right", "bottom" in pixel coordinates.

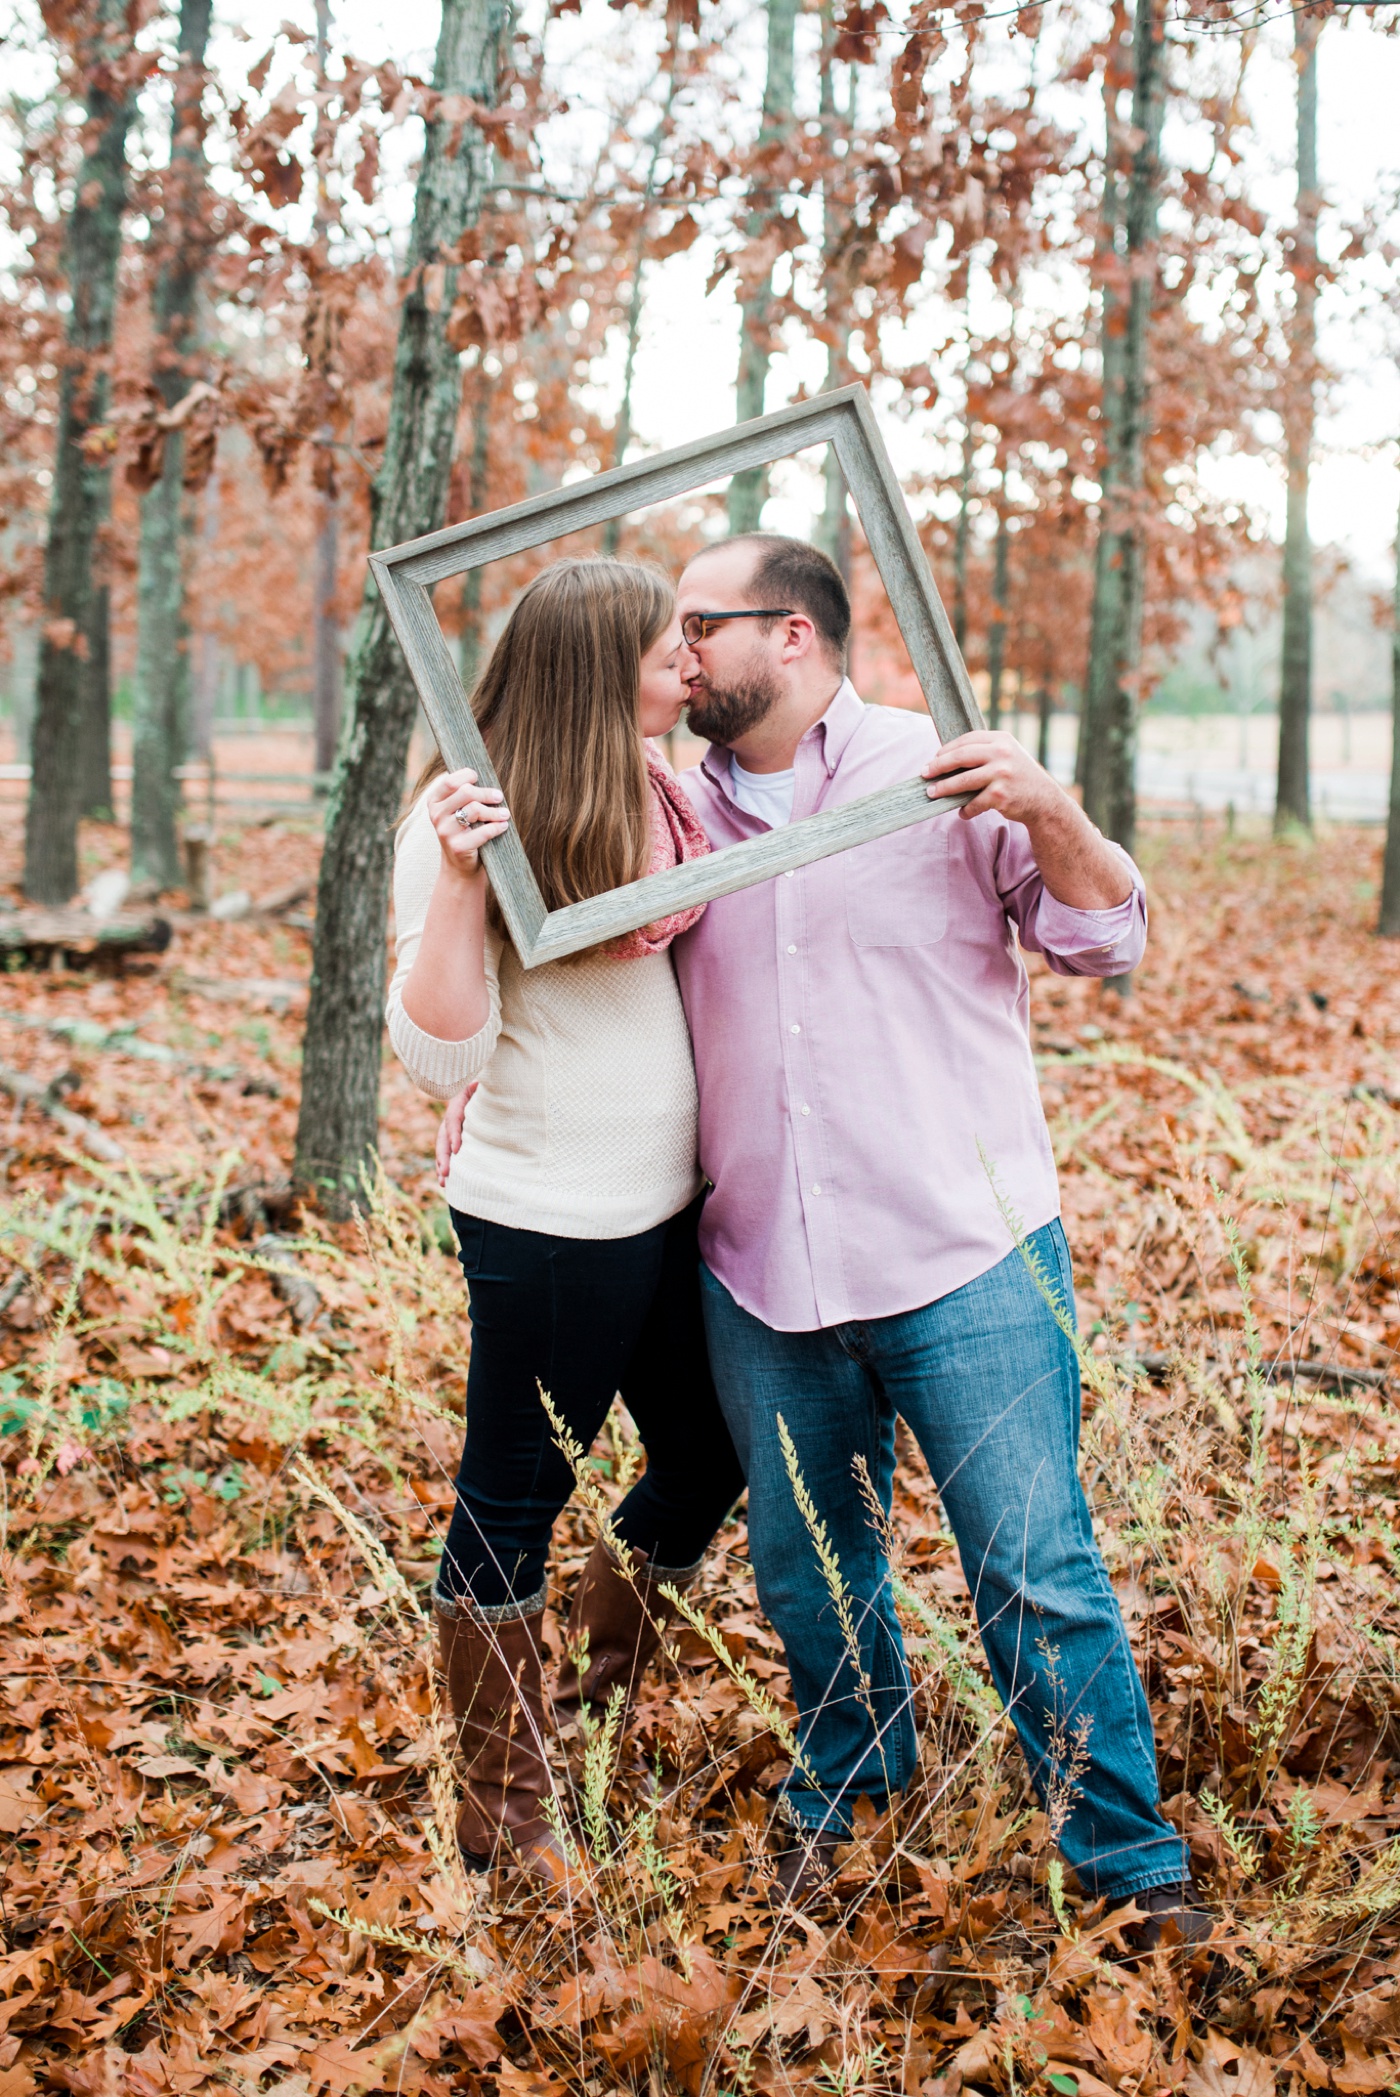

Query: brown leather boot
[
  {"left": 433, "top": 1589, "right": 578, "bottom": 1894},
  {"left": 555, "top": 1540, "right": 702, "bottom": 1727}
]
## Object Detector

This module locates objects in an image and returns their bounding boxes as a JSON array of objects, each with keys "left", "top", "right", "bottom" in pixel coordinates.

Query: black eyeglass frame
[{"left": 681, "top": 608, "right": 795, "bottom": 646}]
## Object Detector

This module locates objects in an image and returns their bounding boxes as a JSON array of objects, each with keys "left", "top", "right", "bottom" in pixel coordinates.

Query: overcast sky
[{"left": 13, "top": 0, "right": 1400, "bottom": 573}]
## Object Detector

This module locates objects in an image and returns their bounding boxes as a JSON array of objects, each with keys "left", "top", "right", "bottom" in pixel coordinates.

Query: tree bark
[
  {"left": 312, "top": 495, "right": 341, "bottom": 780},
  {"left": 952, "top": 421, "right": 973, "bottom": 659},
  {"left": 190, "top": 468, "right": 221, "bottom": 759},
  {"left": 814, "top": 16, "right": 852, "bottom": 584},
  {"left": 727, "top": 0, "right": 798, "bottom": 532},
  {"left": 1379, "top": 476, "right": 1400, "bottom": 936},
  {"left": 457, "top": 367, "right": 494, "bottom": 692},
  {"left": 602, "top": 57, "right": 679, "bottom": 559},
  {"left": 24, "top": 0, "right": 137, "bottom": 903},
  {"left": 311, "top": 0, "right": 342, "bottom": 786},
  {"left": 293, "top": 0, "right": 505, "bottom": 1209},
  {"left": 130, "top": 0, "right": 213, "bottom": 891},
  {"left": 79, "top": 577, "right": 113, "bottom": 818},
  {"left": 1274, "top": 9, "right": 1320, "bottom": 836},
  {"left": 987, "top": 500, "right": 1009, "bottom": 729},
  {"left": 1081, "top": 0, "right": 1163, "bottom": 862}
]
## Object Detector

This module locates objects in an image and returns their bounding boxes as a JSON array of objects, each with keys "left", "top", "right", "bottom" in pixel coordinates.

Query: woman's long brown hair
[{"left": 410, "top": 557, "right": 674, "bottom": 957}]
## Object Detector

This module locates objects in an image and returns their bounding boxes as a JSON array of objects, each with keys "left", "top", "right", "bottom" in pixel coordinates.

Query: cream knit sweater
[{"left": 386, "top": 795, "right": 702, "bottom": 1239}]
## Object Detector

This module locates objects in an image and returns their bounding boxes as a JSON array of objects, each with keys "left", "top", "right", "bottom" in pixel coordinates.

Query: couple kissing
[{"left": 387, "top": 531, "right": 1209, "bottom": 1946}]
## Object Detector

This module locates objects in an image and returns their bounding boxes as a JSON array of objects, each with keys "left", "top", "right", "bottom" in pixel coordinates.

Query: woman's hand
[
  {"left": 427, "top": 769, "right": 510, "bottom": 877},
  {"left": 436, "top": 1084, "right": 476, "bottom": 1185}
]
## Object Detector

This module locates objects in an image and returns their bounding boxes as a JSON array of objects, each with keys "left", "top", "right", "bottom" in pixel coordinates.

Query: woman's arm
[{"left": 399, "top": 770, "right": 510, "bottom": 1041}]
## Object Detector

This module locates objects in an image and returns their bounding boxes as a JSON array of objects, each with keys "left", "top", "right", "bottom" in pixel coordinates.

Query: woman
[{"left": 388, "top": 557, "right": 743, "bottom": 1891}]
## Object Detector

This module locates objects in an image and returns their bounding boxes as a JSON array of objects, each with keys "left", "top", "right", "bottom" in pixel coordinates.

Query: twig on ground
[{"left": 0, "top": 1061, "right": 127, "bottom": 1163}]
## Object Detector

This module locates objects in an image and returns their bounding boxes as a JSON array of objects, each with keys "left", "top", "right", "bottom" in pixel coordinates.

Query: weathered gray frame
[{"left": 369, "top": 382, "right": 982, "bottom": 968}]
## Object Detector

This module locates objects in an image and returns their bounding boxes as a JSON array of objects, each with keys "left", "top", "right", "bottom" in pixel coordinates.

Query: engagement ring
[{"left": 453, "top": 808, "right": 474, "bottom": 828}]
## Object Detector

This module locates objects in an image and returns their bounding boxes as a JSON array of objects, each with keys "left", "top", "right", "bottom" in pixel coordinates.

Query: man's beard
[{"left": 684, "top": 660, "right": 782, "bottom": 745}]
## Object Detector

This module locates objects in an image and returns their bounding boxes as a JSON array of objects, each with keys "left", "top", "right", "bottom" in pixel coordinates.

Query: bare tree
[
  {"left": 1081, "top": 0, "right": 1165, "bottom": 861},
  {"left": 987, "top": 495, "right": 1009, "bottom": 729},
  {"left": 24, "top": 0, "right": 137, "bottom": 903},
  {"left": 602, "top": 49, "right": 681, "bottom": 559},
  {"left": 311, "top": 0, "right": 342, "bottom": 787},
  {"left": 1274, "top": 8, "right": 1321, "bottom": 835},
  {"left": 1379, "top": 473, "right": 1400, "bottom": 936},
  {"left": 293, "top": 0, "right": 506, "bottom": 1208},
  {"left": 814, "top": 12, "right": 852, "bottom": 582},
  {"left": 727, "top": 0, "right": 797, "bottom": 531},
  {"left": 129, "top": 0, "right": 213, "bottom": 892}
]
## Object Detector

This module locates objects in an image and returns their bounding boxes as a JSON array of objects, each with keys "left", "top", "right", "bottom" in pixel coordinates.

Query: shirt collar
[{"left": 698, "top": 677, "right": 864, "bottom": 794}]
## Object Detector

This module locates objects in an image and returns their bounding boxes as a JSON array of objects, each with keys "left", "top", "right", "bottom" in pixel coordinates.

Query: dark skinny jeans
[{"left": 438, "top": 1196, "right": 745, "bottom": 1613}]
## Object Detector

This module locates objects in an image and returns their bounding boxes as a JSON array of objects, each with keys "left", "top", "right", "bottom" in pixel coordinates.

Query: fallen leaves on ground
[{"left": 2, "top": 819, "right": 1400, "bottom": 2094}]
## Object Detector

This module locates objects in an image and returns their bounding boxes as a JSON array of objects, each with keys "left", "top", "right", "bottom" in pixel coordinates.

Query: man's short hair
[{"left": 704, "top": 533, "right": 851, "bottom": 670}]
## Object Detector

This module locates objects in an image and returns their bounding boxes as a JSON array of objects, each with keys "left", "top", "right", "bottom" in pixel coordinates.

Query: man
[{"left": 671, "top": 532, "right": 1208, "bottom": 1946}]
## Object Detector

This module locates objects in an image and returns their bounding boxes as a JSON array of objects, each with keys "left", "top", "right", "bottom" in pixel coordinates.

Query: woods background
[{"left": 5, "top": 1, "right": 1400, "bottom": 2093}]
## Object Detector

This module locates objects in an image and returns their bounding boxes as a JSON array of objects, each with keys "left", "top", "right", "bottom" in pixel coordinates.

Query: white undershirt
[{"left": 729, "top": 756, "right": 796, "bottom": 830}]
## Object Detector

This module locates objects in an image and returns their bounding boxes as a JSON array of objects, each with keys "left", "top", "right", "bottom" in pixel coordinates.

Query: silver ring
[{"left": 452, "top": 807, "right": 474, "bottom": 828}]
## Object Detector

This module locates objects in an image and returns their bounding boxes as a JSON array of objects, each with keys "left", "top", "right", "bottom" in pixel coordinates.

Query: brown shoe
[
  {"left": 433, "top": 1588, "right": 579, "bottom": 1894},
  {"left": 555, "top": 1540, "right": 701, "bottom": 1727},
  {"left": 1121, "top": 1879, "right": 1214, "bottom": 1952},
  {"left": 769, "top": 1825, "right": 844, "bottom": 1908}
]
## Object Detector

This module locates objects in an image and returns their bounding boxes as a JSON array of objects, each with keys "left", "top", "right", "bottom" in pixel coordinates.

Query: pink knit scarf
[{"left": 608, "top": 746, "right": 711, "bottom": 959}]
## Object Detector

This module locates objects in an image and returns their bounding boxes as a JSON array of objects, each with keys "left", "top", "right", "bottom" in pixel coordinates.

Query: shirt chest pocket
[{"left": 844, "top": 820, "right": 950, "bottom": 948}]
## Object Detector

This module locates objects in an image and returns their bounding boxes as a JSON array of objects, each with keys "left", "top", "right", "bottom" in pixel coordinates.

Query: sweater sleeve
[{"left": 385, "top": 797, "right": 503, "bottom": 1101}]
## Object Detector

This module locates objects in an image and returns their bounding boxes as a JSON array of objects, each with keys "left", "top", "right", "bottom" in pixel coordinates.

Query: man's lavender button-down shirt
[{"left": 673, "top": 681, "right": 1147, "bottom": 1333}]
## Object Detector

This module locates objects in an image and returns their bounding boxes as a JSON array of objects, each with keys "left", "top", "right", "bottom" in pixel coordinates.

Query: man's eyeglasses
[{"left": 680, "top": 609, "right": 794, "bottom": 647}]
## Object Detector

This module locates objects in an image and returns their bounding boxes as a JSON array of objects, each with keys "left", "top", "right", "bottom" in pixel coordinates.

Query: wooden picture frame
[{"left": 369, "top": 382, "right": 983, "bottom": 969}]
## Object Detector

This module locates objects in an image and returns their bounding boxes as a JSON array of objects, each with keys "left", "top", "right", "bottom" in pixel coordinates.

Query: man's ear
[{"left": 779, "top": 614, "right": 818, "bottom": 664}]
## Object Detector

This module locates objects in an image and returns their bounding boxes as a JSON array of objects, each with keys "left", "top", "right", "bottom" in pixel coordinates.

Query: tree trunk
[
  {"left": 293, "top": 0, "right": 506, "bottom": 1209},
  {"left": 311, "top": 0, "right": 342, "bottom": 786},
  {"left": 602, "top": 58, "right": 679, "bottom": 560},
  {"left": 130, "top": 0, "right": 213, "bottom": 891},
  {"left": 1037, "top": 680, "right": 1053, "bottom": 770},
  {"left": 190, "top": 470, "right": 221, "bottom": 760},
  {"left": 815, "top": 17, "right": 852, "bottom": 584},
  {"left": 457, "top": 368, "right": 494, "bottom": 692},
  {"left": 1274, "top": 10, "right": 1320, "bottom": 836},
  {"left": 1076, "top": 15, "right": 1127, "bottom": 798},
  {"left": 24, "top": 0, "right": 136, "bottom": 903},
  {"left": 312, "top": 495, "right": 341, "bottom": 780},
  {"left": 727, "top": 0, "right": 798, "bottom": 532},
  {"left": 987, "top": 501, "right": 1009, "bottom": 729},
  {"left": 1081, "top": 0, "right": 1163, "bottom": 862},
  {"left": 79, "top": 577, "right": 113, "bottom": 818},
  {"left": 952, "top": 421, "right": 973, "bottom": 659},
  {"left": 1378, "top": 477, "right": 1400, "bottom": 936}
]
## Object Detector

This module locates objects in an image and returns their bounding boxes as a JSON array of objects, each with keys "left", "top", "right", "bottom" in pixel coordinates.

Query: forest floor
[{"left": 3, "top": 815, "right": 1400, "bottom": 2097}]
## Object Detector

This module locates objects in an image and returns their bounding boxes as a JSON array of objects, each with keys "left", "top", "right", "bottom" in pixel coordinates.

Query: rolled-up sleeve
[
  {"left": 996, "top": 825, "right": 1148, "bottom": 978},
  {"left": 386, "top": 798, "right": 502, "bottom": 1100},
  {"left": 1027, "top": 880, "right": 1147, "bottom": 977}
]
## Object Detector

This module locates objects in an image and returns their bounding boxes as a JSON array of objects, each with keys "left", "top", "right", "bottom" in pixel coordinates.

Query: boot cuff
[{"left": 431, "top": 1578, "right": 548, "bottom": 1625}]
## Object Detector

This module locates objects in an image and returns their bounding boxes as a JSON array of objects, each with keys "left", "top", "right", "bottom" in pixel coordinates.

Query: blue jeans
[{"left": 700, "top": 1221, "right": 1188, "bottom": 1902}]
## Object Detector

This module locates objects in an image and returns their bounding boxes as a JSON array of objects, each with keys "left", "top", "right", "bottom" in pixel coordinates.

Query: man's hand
[
  {"left": 922, "top": 731, "right": 1065, "bottom": 827},
  {"left": 922, "top": 732, "right": 1134, "bottom": 912},
  {"left": 436, "top": 1084, "right": 477, "bottom": 1186}
]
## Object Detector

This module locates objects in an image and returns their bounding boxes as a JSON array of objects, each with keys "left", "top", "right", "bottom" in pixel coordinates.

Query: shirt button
[
  {"left": 786, "top": 944, "right": 797, "bottom": 955},
  {"left": 811, "top": 1184, "right": 821, "bottom": 1195},
  {"left": 784, "top": 869, "right": 794, "bottom": 878},
  {"left": 790, "top": 1023, "right": 801, "bottom": 1035},
  {"left": 800, "top": 1104, "right": 811, "bottom": 1116}
]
